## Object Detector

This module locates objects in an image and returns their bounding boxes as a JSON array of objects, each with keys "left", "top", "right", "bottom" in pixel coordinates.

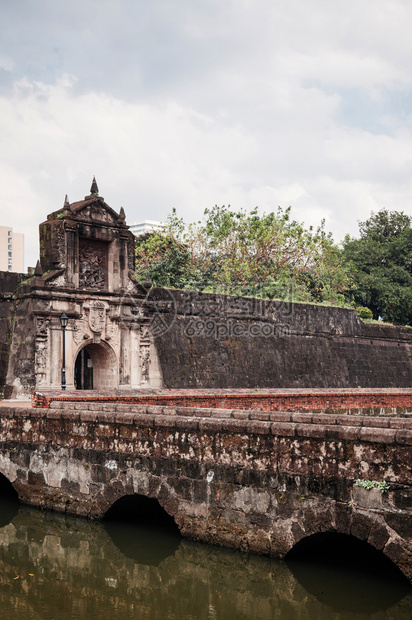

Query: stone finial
[
  {"left": 34, "top": 260, "right": 43, "bottom": 276},
  {"left": 118, "top": 206, "right": 126, "bottom": 223},
  {"left": 90, "top": 176, "right": 99, "bottom": 195},
  {"left": 62, "top": 194, "right": 71, "bottom": 216},
  {"left": 144, "top": 275, "right": 152, "bottom": 289}
]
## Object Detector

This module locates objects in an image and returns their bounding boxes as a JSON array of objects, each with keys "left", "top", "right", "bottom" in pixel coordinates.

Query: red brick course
[{"left": 31, "top": 387, "right": 412, "bottom": 411}]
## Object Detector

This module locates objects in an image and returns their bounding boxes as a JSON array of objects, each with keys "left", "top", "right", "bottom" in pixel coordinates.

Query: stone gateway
[{"left": 1, "top": 180, "right": 163, "bottom": 398}]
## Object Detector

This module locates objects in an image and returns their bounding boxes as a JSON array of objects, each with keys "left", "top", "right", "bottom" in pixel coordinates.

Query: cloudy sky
[{"left": 1, "top": 0, "right": 412, "bottom": 269}]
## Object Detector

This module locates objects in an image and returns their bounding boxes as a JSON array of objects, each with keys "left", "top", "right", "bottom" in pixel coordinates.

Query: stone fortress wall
[
  {"left": 3, "top": 273, "right": 412, "bottom": 398},
  {"left": 149, "top": 288, "right": 412, "bottom": 390}
]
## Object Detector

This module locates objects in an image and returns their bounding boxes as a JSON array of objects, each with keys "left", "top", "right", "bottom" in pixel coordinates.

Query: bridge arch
[
  {"left": 285, "top": 524, "right": 410, "bottom": 585},
  {"left": 103, "top": 494, "right": 181, "bottom": 564},
  {"left": 0, "top": 471, "right": 19, "bottom": 501},
  {"left": 74, "top": 340, "right": 118, "bottom": 390},
  {"left": 0, "top": 472, "right": 20, "bottom": 528},
  {"left": 103, "top": 493, "right": 180, "bottom": 532}
]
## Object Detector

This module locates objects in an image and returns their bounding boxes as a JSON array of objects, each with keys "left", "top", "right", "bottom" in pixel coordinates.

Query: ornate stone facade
[{"left": 2, "top": 179, "right": 163, "bottom": 397}]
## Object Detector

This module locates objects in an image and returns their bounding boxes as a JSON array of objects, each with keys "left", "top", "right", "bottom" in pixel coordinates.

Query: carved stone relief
[
  {"left": 78, "top": 205, "right": 115, "bottom": 224},
  {"left": 35, "top": 337, "right": 48, "bottom": 386},
  {"left": 105, "top": 318, "right": 120, "bottom": 347},
  {"left": 35, "top": 317, "right": 49, "bottom": 337},
  {"left": 50, "top": 274, "right": 66, "bottom": 287},
  {"left": 73, "top": 318, "right": 89, "bottom": 345},
  {"left": 139, "top": 325, "right": 152, "bottom": 384},
  {"left": 78, "top": 239, "right": 108, "bottom": 290},
  {"left": 34, "top": 317, "right": 62, "bottom": 388}
]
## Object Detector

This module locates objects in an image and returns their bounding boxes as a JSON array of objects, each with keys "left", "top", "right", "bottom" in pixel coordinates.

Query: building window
[
  {"left": 8, "top": 231, "right": 12, "bottom": 235},
  {"left": 8, "top": 259, "right": 12, "bottom": 265},
  {"left": 8, "top": 265, "right": 12, "bottom": 271},
  {"left": 8, "top": 245, "right": 12, "bottom": 250},
  {"left": 8, "top": 251, "right": 12, "bottom": 257}
]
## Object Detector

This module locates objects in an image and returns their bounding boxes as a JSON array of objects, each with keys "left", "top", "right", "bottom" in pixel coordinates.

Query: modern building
[
  {"left": 129, "top": 219, "right": 165, "bottom": 237},
  {"left": 0, "top": 226, "right": 24, "bottom": 272}
]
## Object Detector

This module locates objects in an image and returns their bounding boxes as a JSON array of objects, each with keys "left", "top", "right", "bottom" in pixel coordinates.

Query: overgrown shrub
[{"left": 356, "top": 306, "right": 373, "bottom": 320}]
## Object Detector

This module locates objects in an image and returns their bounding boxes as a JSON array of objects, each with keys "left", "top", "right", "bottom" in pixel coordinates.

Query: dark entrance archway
[
  {"left": 74, "top": 342, "right": 118, "bottom": 390},
  {"left": 74, "top": 347, "right": 93, "bottom": 389}
]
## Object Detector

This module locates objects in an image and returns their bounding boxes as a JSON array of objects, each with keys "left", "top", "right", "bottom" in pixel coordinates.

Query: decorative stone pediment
[
  {"left": 38, "top": 177, "right": 135, "bottom": 292},
  {"left": 44, "top": 178, "right": 127, "bottom": 229},
  {"left": 75, "top": 203, "right": 118, "bottom": 225}
]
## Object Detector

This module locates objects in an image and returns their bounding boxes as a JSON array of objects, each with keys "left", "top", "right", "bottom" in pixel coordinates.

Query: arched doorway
[
  {"left": 74, "top": 348, "right": 93, "bottom": 389},
  {"left": 74, "top": 342, "right": 118, "bottom": 390}
]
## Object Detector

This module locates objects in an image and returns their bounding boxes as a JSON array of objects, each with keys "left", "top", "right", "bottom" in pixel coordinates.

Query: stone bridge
[{"left": 0, "top": 392, "right": 411, "bottom": 581}]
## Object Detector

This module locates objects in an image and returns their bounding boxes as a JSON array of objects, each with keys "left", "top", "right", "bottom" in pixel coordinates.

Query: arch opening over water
[
  {"left": 0, "top": 472, "right": 19, "bottom": 501},
  {"left": 104, "top": 494, "right": 180, "bottom": 532},
  {"left": 102, "top": 494, "right": 181, "bottom": 566},
  {"left": 285, "top": 532, "right": 410, "bottom": 612},
  {"left": 0, "top": 473, "right": 20, "bottom": 528}
]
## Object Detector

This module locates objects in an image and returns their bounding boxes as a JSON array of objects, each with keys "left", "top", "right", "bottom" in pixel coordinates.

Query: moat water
[{"left": 0, "top": 496, "right": 411, "bottom": 620}]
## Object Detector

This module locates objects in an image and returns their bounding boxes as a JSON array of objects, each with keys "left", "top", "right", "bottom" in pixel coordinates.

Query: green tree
[
  {"left": 343, "top": 209, "right": 412, "bottom": 324},
  {"left": 135, "top": 232, "right": 197, "bottom": 289},
  {"left": 135, "top": 205, "right": 349, "bottom": 305}
]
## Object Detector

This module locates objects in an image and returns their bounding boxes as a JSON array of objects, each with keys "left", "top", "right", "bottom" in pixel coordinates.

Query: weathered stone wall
[
  {"left": 0, "top": 403, "right": 411, "bottom": 580},
  {"left": 3, "top": 278, "right": 412, "bottom": 397},
  {"left": 0, "top": 272, "right": 27, "bottom": 398},
  {"left": 3, "top": 296, "right": 36, "bottom": 398},
  {"left": 150, "top": 289, "right": 412, "bottom": 388},
  {"left": 0, "top": 299, "right": 13, "bottom": 395}
]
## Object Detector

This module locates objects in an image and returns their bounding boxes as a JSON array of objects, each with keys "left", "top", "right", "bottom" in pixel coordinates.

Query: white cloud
[
  {"left": 1, "top": 1, "right": 412, "bottom": 270},
  {"left": 0, "top": 55, "right": 14, "bottom": 72}
]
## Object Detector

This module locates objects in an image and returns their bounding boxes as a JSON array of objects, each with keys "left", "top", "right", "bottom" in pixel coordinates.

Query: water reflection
[
  {"left": 288, "top": 560, "right": 410, "bottom": 614},
  {"left": 0, "top": 497, "right": 19, "bottom": 528},
  {"left": 104, "top": 521, "right": 180, "bottom": 566},
  {"left": 0, "top": 501, "right": 411, "bottom": 620}
]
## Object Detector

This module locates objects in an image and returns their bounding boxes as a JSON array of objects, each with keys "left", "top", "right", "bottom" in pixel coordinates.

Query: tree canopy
[
  {"left": 134, "top": 231, "right": 196, "bottom": 289},
  {"left": 342, "top": 209, "right": 412, "bottom": 324},
  {"left": 135, "top": 205, "right": 349, "bottom": 305}
]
